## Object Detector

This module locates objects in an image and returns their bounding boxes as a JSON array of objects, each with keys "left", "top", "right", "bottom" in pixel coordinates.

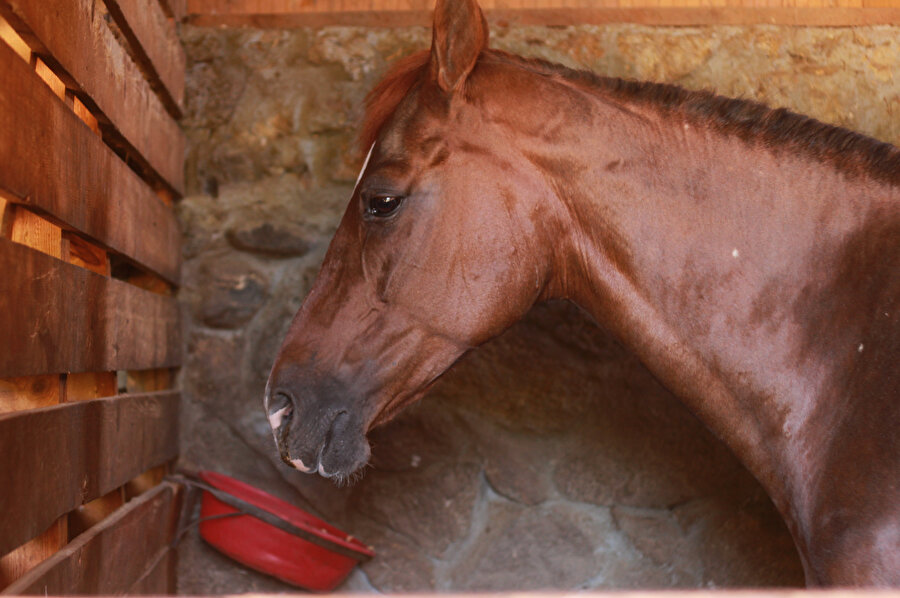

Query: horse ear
[{"left": 430, "top": 0, "right": 489, "bottom": 93}]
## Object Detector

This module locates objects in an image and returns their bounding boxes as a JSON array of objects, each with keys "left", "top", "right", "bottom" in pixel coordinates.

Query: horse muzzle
[{"left": 264, "top": 380, "right": 371, "bottom": 480}]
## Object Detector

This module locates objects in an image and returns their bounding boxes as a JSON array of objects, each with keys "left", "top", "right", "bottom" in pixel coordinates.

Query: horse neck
[{"left": 537, "top": 92, "right": 896, "bottom": 522}]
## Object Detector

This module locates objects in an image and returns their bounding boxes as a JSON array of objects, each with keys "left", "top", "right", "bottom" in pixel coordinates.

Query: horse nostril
[{"left": 267, "top": 391, "right": 294, "bottom": 431}]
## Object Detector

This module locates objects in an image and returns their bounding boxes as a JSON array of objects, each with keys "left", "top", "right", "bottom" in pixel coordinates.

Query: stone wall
[{"left": 176, "top": 23, "right": 899, "bottom": 593}]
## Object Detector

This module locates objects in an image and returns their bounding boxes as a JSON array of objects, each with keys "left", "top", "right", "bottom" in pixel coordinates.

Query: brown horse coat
[{"left": 266, "top": 0, "right": 900, "bottom": 585}]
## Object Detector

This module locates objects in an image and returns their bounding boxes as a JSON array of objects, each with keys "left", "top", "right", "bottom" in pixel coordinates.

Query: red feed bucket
[{"left": 196, "top": 470, "right": 374, "bottom": 592}]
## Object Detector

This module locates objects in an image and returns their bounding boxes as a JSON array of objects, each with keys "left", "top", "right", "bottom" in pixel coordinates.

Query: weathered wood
[
  {"left": 0, "top": 39, "right": 181, "bottom": 284},
  {"left": 127, "top": 368, "right": 174, "bottom": 393},
  {"left": 66, "top": 372, "right": 117, "bottom": 401},
  {"left": 185, "top": 2, "right": 900, "bottom": 26},
  {"left": 0, "top": 13, "right": 29, "bottom": 61},
  {"left": 159, "top": 0, "right": 188, "bottom": 22},
  {"left": 33, "top": 57, "right": 65, "bottom": 102},
  {"left": 104, "top": 0, "right": 186, "bottom": 117},
  {"left": 0, "top": 239, "right": 180, "bottom": 378},
  {"left": 7, "top": 207, "right": 61, "bottom": 259},
  {"left": 0, "top": 197, "right": 8, "bottom": 235},
  {"left": 0, "top": 392, "right": 180, "bottom": 557},
  {"left": 63, "top": 232, "right": 110, "bottom": 276},
  {"left": 128, "top": 548, "right": 176, "bottom": 595},
  {"left": 125, "top": 464, "right": 170, "bottom": 500},
  {"left": 71, "top": 93, "right": 100, "bottom": 136},
  {"left": 0, "top": 0, "right": 185, "bottom": 195},
  {"left": 186, "top": 0, "right": 900, "bottom": 10},
  {"left": 2, "top": 483, "right": 181, "bottom": 596},
  {"left": 0, "top": 518, "right": 66, "bottom": 588},
  {"left": 0, "top": 375, "right": 61, "bottom": 413},
  {"left": 67, "top": 488, "right": 126, "bottom": 540}
]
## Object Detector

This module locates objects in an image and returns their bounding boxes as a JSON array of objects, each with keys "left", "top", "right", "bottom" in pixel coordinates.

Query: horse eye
[{"left": 367, "top": 195, "right": 403, "bottom": 218}]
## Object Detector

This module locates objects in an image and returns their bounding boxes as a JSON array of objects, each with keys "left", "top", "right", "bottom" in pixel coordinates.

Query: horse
[{"left": 264, "top": 0, "right": 900, "bottom": 586}]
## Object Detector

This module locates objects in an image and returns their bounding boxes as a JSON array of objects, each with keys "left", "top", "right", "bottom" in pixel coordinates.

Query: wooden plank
[
  {"left": 0, "top": 13, "right": 29, "bottom": 62},
  {"left": 33, "top": 58, "right": 65, "bottom": 102},
  {"left": 128, "top": 548, "right": 176, "bottom": 595},
  {"left": 0, "top": 518, "right": 66, "bottom": 588},
  {"left": 0, "top": 239, "right": 180, "bottom": 378},
  {"left": 0, "top": 0, "right": 185, "bottom": 195},
  {"left": 104, "top": 0, "right": 186, "bottom": 117},
  {"left": 159, "top": 0, "right": 189, "bottom": 21},
  {"left": 66, "top": 372, "right": 117, "bottom": 401},
  {"left": 63, "top": 232, "right": 110, "bottom": 277},
  {"left": 2, "top": 483, "right": 181, "bottom": 596},
  {"left": 184, "top": 2, "right": 900, "bottom": 25},
  {"left": 0, "top": 39, "right": 181, "bottom": 285},
  {"left": 0, "top": 375, "right": 61, "bottom": 413},
  {"left": 67, "top": 488, "right": 126, "bottom": 540},
  {"left": 125, "top": 465, "right": 170, "bottom": 500},
  {"left": 7, "top": 207, "right": 61, "bottom": 259},
  {"left": 127, "top": 368, "right": 174, "bottom": 392},
  {"left": 70, "top": 93, "right": 100, "bottom": 136},
  {"left": 0, "top": 196, "right": 8, "bottom": 235},
  {"left": 0, "top": 392, "right": 180, "bottom": 557}
]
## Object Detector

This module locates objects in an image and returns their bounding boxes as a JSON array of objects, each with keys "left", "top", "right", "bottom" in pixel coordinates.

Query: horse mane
[{"left": 360, "top": 48, "right": 900, "bottom": 187}]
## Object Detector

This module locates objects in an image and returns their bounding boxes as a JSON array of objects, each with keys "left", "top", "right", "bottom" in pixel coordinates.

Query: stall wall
[
  {"left": 0, "top": 0, "right": 184, "bottom": 592},
  {"left": 176, "top": 23, "right": 899, "bottom": 593}
]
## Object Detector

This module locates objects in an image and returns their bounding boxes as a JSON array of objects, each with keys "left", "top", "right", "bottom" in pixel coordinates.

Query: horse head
[{"left": 265, "top": 0, "right": 562, "bottom": 480}]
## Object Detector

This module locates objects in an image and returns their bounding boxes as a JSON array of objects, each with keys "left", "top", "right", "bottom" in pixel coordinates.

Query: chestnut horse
[{"left": 265, "top": 0, "right": 900, "bottom": 586}]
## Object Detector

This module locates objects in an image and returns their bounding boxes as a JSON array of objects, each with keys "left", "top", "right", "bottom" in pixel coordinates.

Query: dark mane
[{"left": 360, "top": 48, "right": 900, "bottom": 186}]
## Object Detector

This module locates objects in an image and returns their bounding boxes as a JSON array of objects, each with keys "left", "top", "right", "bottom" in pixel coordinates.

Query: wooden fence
[{"left": 0, "top": 0, "right": 184, "bottom": 593}]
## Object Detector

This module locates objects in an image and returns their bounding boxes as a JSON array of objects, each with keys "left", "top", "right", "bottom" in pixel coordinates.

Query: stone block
[
  {"left": 189, "top": 255, "right": 269, "bottom": 329},
  {"left": 226, "top": 220, "right": 314, "bottom": 257}
]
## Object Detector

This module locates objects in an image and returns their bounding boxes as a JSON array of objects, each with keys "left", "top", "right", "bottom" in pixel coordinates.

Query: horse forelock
[{"left": 359, "top": 50, "right": 431, "bottom": 155}]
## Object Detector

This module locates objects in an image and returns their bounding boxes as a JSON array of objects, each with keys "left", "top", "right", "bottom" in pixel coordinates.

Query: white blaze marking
[
  {"left": 858, "top": 343, "right": 865, "bottom": 353},
  {"left": 354, "top": 143, "right": 375, "bottom": 190},
  {"left": 731, "top": 248, "right": 740, "bottom": 258},
  {"left": 268, "top": 406, "right": 290, "bottom": 430},
  {"left": 290, "top": 457, "right": 315, "bottom": 473}
]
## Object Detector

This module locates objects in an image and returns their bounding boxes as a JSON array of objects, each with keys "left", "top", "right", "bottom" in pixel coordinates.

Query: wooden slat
[
  {"left": 63, "top": 233, "right": 110, "bottom": 277},
  {"left": 33, "top": 58, "right": 65, "bottom": 102},
  {"left": 66, "top": 372, "right": 117, "bottom": 401},
  {"left": 159, "top": 0, "right": 188, "bottom": 21},
  {"left": 128, "top": 548, "right": 176, "bottom": 595},
  {"left": 0, "top": 13, "right": 29, "bottom": 61},
  {"left": 0, "top": 239, "right": 180, "bottom": 378},
  {"left": 2, "top": 483, "right": 181, "bottom": 596},
  {"left": 184, "top": 1, "right": 900, "bottom": 25},
  {"left": 127, "top": 368, "right": 174, "bottom": 393},
  {"left": 0, "top": 38, "right": 181, "bottom": 285},
  {"left": 67, "top": 488, "right": 126, "bottom": 540},
  {"left": 71, "top": 94, "right": 101, "bottom": 136},
  {"left": 0, "top": 391, "right": 180, "bottom": 557},
  {"left": 104, "top": 0, "right": 186, "bottom": 117},
  {"left": 125, "top": 465, "right": 169, "bottom": 500},
  {"left": 0, "top": 375, "right": 61, "bottom": 413},
  {"left": 7, "top": 207, "right": 61, "bottom": 259},
  {"left": 0, "top": 518, "right": 66, "bottom": 588},
  {"left": 0, "top": 0, "right": 185, "bottom": 195}
]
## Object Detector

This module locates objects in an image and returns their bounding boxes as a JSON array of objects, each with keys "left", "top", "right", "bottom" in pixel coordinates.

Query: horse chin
[{"left": 316, "top": 433, "right": 371, "bottom": 484}]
